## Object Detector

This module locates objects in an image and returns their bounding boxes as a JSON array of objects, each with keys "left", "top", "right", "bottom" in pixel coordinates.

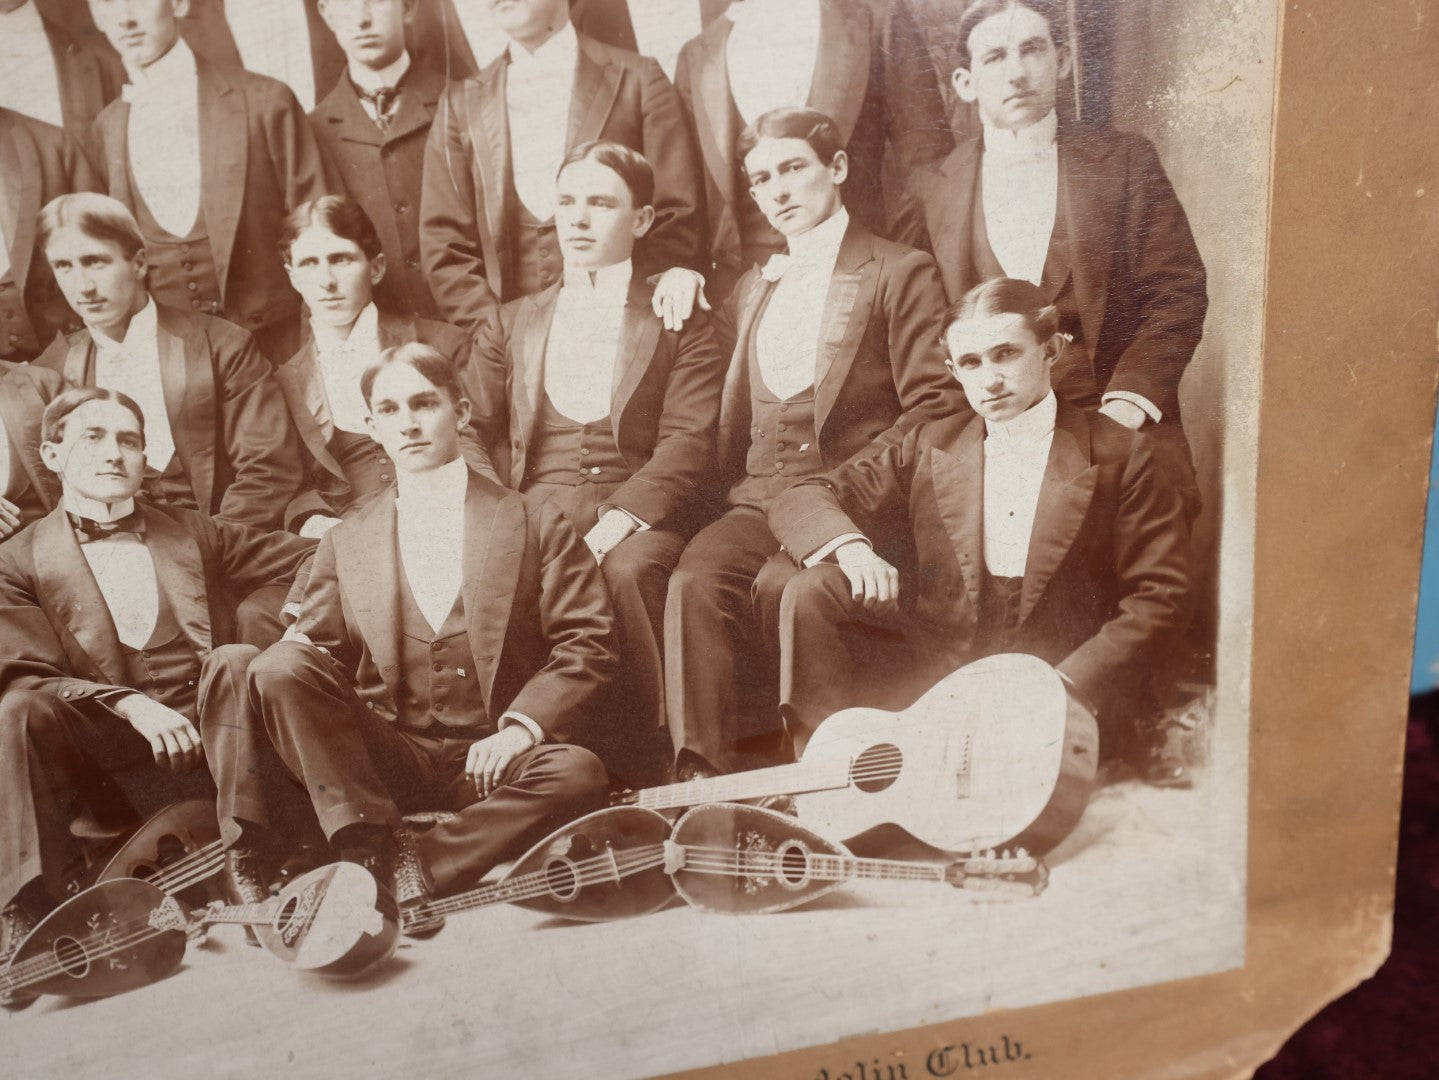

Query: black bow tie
[
  {"left": 357, "top": 85, "right": 400, "bottom": 130},
  {"left": 68, "top": 511, "right": 146, "bottom": 544}
]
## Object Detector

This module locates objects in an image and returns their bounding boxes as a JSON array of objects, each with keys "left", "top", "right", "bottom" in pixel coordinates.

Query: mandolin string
[
  {"left": 4, "top": 915, "right": 185, "bottom": 989},
  {"left": 418, "top": 844, "right": 671, "bottom": 919},
  {"left": 148, "top": 853, "right": 227, "bottom": 897},
  {"left": 146, "top": 840, "right": 225, "bottom": 892}
]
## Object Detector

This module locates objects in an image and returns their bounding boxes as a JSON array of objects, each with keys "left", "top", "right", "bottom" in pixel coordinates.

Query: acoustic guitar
[
  {"left": 622, "top": 654, "right": 1099, "bottom": 855},
  {"left": 401, "top": 806, "right": 675, "bottom": 933},
  {"left": 665, "top": 803, "right": 1048, "bottom": 915}
]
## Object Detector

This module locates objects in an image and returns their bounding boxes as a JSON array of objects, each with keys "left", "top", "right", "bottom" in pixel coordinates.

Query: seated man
[
  {"left": 663, "top": 106, "right": 963, "bottom": 778},
  {"left": 224, "top": 345, "right": 613, "bottom": 930},
  {"left": 35, "top": 194, "right": 304, "bottom": 533},
  {"left": 468, "top": 140, "right": 726, "bottom": 785},
  {"left": 0, "top": 387, "right": 316, "bottom": 985},
  {"left": 769, "top": 278, "right": 1193, "bottom": 761}
]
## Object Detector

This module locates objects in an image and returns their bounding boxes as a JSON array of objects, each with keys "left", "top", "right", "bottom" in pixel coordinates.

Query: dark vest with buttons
[
  {"left": 505, "top": 165, "right": 563, "bottom": 300},
  {"left": 727, "top": 326, "right": 823, "bottom": 511},
  {"left": 975, "top": 569, "right": 1025, "bottom": 655},
  {"left": 117, "top": 577, "right": 202, "bottom": 719},
  {"left": 126, "top": 157, "right": 224, "bottom": 318},
  {"left": 0, "top": 273, "right": 39, "bottom": 363},
  {"left": 394, "top": 574, "right": 490, "bottom": 736},
  {"left": 526, "top": 392, "right": 628, "bottom": 487}
]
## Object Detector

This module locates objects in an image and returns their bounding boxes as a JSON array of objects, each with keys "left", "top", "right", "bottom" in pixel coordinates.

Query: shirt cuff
[
  {"left": 803, "top": 532, "right": 869, "bottom": 569},
  {"left": 598, "top": 505, "right": 651, "bottom": 532},
  {"left": 1101, "top": 391, "right": 1162, "bottom": 424},
  {"left": 499, "top": 711, "right": 544, "bottom": 746}
]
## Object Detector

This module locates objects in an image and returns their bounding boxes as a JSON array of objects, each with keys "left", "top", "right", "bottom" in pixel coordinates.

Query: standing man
[
  {"left": 419, "top": 0, "right": 706, "bottom": 334},
  {"left": 176, "top": 0, "right": 346, "bottom": 111},
  {"left": 672, "top": 0, "right": 954, "bottom": 302},
  {"left": 222, "top": 346, "right": 613, "bottom": 924},
  {"left": 0, "top": 107, "right": 102, "bottom": 366},
  {"left": 0, "top": 0, "right": 124, "bottom": 154},
  {"left": 468, "top": 140, "right": 726, "bottom": 784},
  {"left": 905, "top": 0, "right": 1208, "bottom": 516},
  {"left": 86, "top": 0, "right": 337, "bottom": 356},
  {"left": 310, "top": 0, "right": 445, "bottom": 319},
  {"left": 0, "top": 386, "right": 316, "bottom": 982},
  {"left": 663, "top": 107, "right": 962, "bottom": 779},
  {"left": 34, "top": 193, "right": 303, "bottom": 536},
  {"left": 769, "top": 278, "right": 1192, "bottom": 762}
]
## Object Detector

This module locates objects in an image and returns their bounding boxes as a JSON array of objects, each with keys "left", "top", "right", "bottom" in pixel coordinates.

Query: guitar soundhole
[
  {"left": 543, "top": 859, "right": 580, "bottom": 902},
  {"left": 849, "top": 743, "right": 902, "bottom": 793},
  {"left": 275, "top": 895, "right": 301, "bottom": 934},
  {"left": 775, "top": 842, "right": 811, "bottom": 889},
  {"left": 52, "top": 936, "right": 90, "bottom": 978}
]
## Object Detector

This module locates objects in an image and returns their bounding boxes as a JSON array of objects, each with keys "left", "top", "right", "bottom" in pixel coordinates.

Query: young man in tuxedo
[
  {"left": 0, "top": 0, "right": 124, "bottom": 154},
  {"left": 419, "top": 0, "right": 707, "bottom": 334},
  {"left": 0, "top": 107, "right": 102, "bottom": 367},
  {"left": 85, "top": 0, "right": 337, "bottom": 356},
  {"left": 34, "top": 194, "right": 303, "bottom": 536},
  {"left": 225, "top": 346, "right": 613, "bottom": 929},
  {"left": 0, "top": 387, "right": 316, "bottom": 991},
  {"left": 903, "top": 0, "right": 1208, "bottom": 517},
  {"left": 768, "top": 278, "right": 1192, "bottom": 762},
  {"left": 310, "top": 0, "right": 447, "bottom": 319},
  {"left": 468, "top": 140, "right": 726, "bottom": 784},
  {"left": 672, "top": 0, "right": 954, "bottom": 302},
  {"left": 663, "top": 106, "right": 963, "bottom": 779}
]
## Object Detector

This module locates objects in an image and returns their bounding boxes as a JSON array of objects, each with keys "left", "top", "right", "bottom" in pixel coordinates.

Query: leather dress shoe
[
  {"left": 222, "top": 847, "right": 272, "bottom": 947},
  {"left": 393, "top": 828, "right": 444, "bottom": 939}
]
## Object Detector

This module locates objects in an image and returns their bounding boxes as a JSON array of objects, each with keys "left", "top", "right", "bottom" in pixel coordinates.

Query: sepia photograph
[{"left": 0, "top": 0, "right": 1280, "bottom": 1075}]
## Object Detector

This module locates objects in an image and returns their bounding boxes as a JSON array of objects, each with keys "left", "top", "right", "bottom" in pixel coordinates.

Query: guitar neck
[
  {"left": 200, "top": 901, "right": 276, "bottom": 927},
  {"left": 678, "top": 844, "right": 947, "bottom": 885},
  {"left": 634, "top": 760, "right": 848, "bottom": 812}
]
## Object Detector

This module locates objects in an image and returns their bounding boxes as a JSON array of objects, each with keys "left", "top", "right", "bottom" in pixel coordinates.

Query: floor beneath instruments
[{"left": 5, "top": 696, "right": 1246, "bottom": 1079}]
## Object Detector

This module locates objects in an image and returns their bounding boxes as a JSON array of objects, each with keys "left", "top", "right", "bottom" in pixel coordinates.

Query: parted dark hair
[
  {"left": 41, "top": 386, "right": 148, "bottom": 447},
  {"left": 359, "top": 343, "right": 465, "bottom": 408},
  {"left": 736, "top": 107, "right": 845, "bottom": 168},
  {"left": 559, "top": 140, "right": 656, "bottom": 209},
  {"left": 955, "top": 0, "right": 1067, "bottom": 69},
  {"left": 278, "top": 195, "right": 384, "bottom": 263},
  {"left": 940, "top": 278, "right": 1060, "bottom": 346},
  {"left": 36, "top": 193, "right": 146, "bottom": 262}
]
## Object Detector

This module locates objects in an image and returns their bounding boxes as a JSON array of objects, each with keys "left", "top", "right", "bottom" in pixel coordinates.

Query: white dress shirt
[
  {"left": 223, "top": 0, "right": 317, "bottom": 110},
  {"left": 451, "top": 1, "right": 508, "bottom": 70},
  {"left": 544, "top": 260, "right": 631, "bottom": 425},
  {"left": 754, "top": 207, "right": 848, "bottom": 401},
  {"left": 123, "top": 38, "right": 203, "bottom": 238},
  {"left": 981, "top": 110, "right": 1059, "bottom": 289},
  {"left": 982, "top": 390, "right": 1057, "bottom": 578},
  {"left": 725, "top": 0, "right": 821, "bottom": 124},
  {"left": 393, "top": 456, "right": 542, "bottom": 743},
  {"left": 627, "top": 0, "right": 704, "bottom": 80},
  {"left": 311, "top": 302, "right": 383, "bottom": 436},
  {"left": 0, "top": 2, "right": 65, "bottom": 129},
  {"left": 91, "top": 299, "right": 177, "bottom": 473},
  {"left": 65, "top": 492, "right": 160, "bottom": 650},
  {"left": 506, "top": 23, "right": 579, "bottom": 222}
]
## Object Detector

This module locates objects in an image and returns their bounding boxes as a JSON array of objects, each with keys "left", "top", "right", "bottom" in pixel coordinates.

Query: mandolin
[
  {"left": 664, "top": 803, "right": 1048, "bottom": 915},
  {"left": 94, "top": 798, "right": 226, "bottom": 905},
  {"left": 401, "top": 806, "right": 675, "bottom": 933},
  {"left": 621, "top": 653, "right": 1098, "bottom": 855}
]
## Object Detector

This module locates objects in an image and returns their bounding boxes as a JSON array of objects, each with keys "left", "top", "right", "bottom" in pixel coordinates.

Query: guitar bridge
[{"left": 954, "top": 732, "right": 973, "bottom": 800}]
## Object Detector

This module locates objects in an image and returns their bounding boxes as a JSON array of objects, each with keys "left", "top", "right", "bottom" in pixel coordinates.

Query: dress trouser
[
  {"left": 240, "top": 642, "right": 609, "bottom": 895},
  {"left": 663, "top": 506, "right": 802, "bottom": 773},
  {"left": 0, "top": 644, "right": 254, "bottom": 909}
]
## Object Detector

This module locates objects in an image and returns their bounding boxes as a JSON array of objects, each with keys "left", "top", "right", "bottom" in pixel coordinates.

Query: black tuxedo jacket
[
  {"left": 293, "top": 466, "right": 616, "bottom": 741},
  {"left": 905, "top": 125, "right": 1208, "bottom": 421},
  {"left": 769, "top": 400, "right": 1192, "bottom": 715},
  {"left": 0, "top": 108, "right": 102, "bottom": 362},
  {"left": 0, "top": 361, "right": 63, "bottom": 529},
  {"left": 0, "top": 501, "right": 316, "bottom": 705},
  {"left": 34, "top": 5, "right": 124, "bottom": 154},
  {"left": 468, "top": 276, "right": 726, "bottom": 526},
  {"left": 419, "top": 31, "right": 706, "bottom": 331},
  {"left": 36, "top": 303, "right": 305, "bottom": 530}
]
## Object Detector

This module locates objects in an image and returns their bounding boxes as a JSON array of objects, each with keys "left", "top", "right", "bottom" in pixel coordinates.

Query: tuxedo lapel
[
  {"left": 611, "top": 283, "right": 663, "bottom": 438},
  {"left": 60, "top": 331, "right": 95, "bottom": 387},
  {"left": 808, "top": 1, "right": 869, "bottom": 146},
  {"left": 275, "top": 341, "right": 347, "bottom": 482},
  {"left": 156, "top": 307, "right": 212, "bottom": 510},
  {"left": 932, "top": 141, "right": 982, "bottom": 295},
  {"left": 813, "top": 224, "right": 876, "bottom": 432},
  {"left": 927, "top": 426, "right": 986, "bottom": 613},
  {"left": 569, "top": 39, "right": 623, "bottom": 147},
  {"left": 385, "top": 67, "right": 443, "bottom": 144},
  {"left": 98, "top": 104, "right": 133, "bottom": 207},
  {"left": 472, "top": 61, "right": 513, "bottom": 278},
  {"left": 318, "top": 79, "right": 384, "bottom": 150},
  {"left": 0, "top": 123, "right": 39, "bottom": 294},
  {"left": 32, "top": 509, "right": 127, "bottom": 685},
  {"left": 197, "top": 64, "right": 249, "bottom": 304},
  {"left": 144, "top": 506, "right": 213, "bottom": 655},
  {"left": 509, "top": 288, "right": 557, "bottom": 487},
  {"left": 1019, "top": 406, "right": 1098, "bottom": 623},
  {"left": 459, "top": 477, "right": 526, "bottom": 711},
  {"left": 332, "top": 494, "right": 403, "bottom": 691},
  {"left": 1057, "top": 128, "right": 1108, "bottom": 354},
  {"left": 716, "top": 274, "right": 776, "bottom": 467},
  {"left": 689, "top": 21, "right": 738, "bottom": 213}
]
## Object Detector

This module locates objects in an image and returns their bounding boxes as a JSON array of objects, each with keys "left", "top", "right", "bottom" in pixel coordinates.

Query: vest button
[
  {"left": 433, "top": 662, "right": 444, "bottom": 672},
  {"left": 434, "top": 702, "right": 446, "bottom": 711},
  {"left": 580, "top": 448, "right": 590, "bottom": 456},
  {"left": 393, "top": 201, "right": 408, "bottom": 214},
  {"left": 365, "top": 701, "right": 375, "bottom": 710},
  {"left": 380, "top": 474, "right": 391, "bottom": 482},
  {"left": 187, "top": 281, "right": 198, "bottom": 292},
  {"left": 190, "top": 299, "right": 202, "bottom": 308},
  {"left": 779, "top": 404, "right": 788, "bottom": 413},
  {"left": 777, "top": 443, "right": 786, "bottom": 451},
  {"left": 406, "top": 258, "right": 419, "bottom": 270},
  {"left": 182, "top": 261, "right": 193, "bottom": 271}
]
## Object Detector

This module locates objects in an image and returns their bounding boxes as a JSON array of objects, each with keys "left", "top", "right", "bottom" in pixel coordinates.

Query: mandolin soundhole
[
  {"left": 543, "top": 859, "right": 580, "bottom": 902},
  {"left": 53, "top": 936, "right": 90, "bottom": 978},
  {"left": 775, "top": 842, "right": 811, "bottom": 889},
  {"left": 849, "top": 743, "right": 902, "bottom": 793}
]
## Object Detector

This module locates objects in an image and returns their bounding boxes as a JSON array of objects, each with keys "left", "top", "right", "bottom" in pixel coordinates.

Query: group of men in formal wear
[{"left": 0, "top": 0, "right": 1209, "bottom": 992}]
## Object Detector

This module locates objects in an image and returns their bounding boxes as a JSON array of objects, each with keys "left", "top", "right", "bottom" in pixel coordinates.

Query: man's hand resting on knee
[
  {"left": 465, "top": 725, "right": 537, "bottom": 799},
  {"left": 113, "top": 693, "right": 204, "bottom": 773},
  {"left": 834, "top": 540, "right": 900, "bottom": 610}
]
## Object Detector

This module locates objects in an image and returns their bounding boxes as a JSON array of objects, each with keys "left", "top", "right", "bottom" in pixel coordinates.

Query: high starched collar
[
  {"left": 395, "top": 454, "right": 468, "bottom": 507},
  {"left": 349, "top": 49, "right": 411, "bottom": 95},
  {"left": 985, "top": 389, "right": 1057, "bottom": 444},
  {"left": 982, "top": 110, "right": 1059, "bottom": 158},
  {"left": 89, "top": 295, "right": 158, "bottom": 355},
  {"left": 122, "top": 35, "right": 198, "bottom": 95},
  {"left": 786, "top": 205, "right": 849, "bottom": 263},
  {"left": 560, "top": 258, "right": 633, "bottom": 298},
  {"left": 63, "top": 491, "right": 138, "bottom": 525},
  {"left": 311, "top": 302, "right": 380, "bottom": 356},
  {"left": 507, "top": 20, "right": 578, "bottom": 73}
]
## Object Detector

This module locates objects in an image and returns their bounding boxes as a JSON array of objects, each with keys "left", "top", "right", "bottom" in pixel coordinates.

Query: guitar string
[{"left": 637, "top": 753, "right": 907, "bottom": 809}]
